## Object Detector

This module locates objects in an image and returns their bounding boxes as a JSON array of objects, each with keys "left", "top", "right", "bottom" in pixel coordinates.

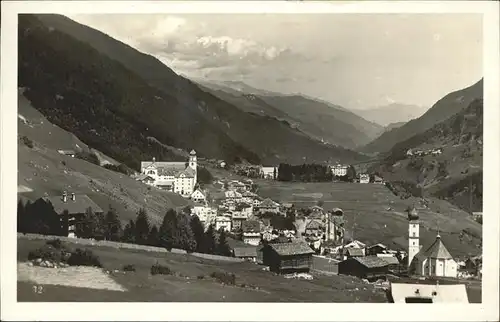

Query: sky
[{"left": 69, "top": 13, "right": 483, "bottom": 110}]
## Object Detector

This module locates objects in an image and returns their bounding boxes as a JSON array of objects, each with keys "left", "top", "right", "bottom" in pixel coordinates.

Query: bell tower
[
  {"left": 189, "top": 150, "right": 197, "bottom": 183},
  {"left": 407, "top": 206, "right": 420, "bottom": 268}
]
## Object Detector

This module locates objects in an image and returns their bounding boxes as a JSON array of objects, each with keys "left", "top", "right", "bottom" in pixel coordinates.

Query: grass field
[
  {"left": 255, "top": 181, "right": 481, "bottom": 258},
  {"left": 17, "top": 236, "right": 388, "bottom": 302}
]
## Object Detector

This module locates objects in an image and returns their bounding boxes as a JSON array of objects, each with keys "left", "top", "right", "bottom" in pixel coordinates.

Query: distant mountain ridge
[
  {"left": 19, "top": 14, "right": 367, "bottom": 167},
  {"left": 361, "top": 79, "right": 483, "bottom": 154},
  {"left": 198, "top": 79, "right": 383, "bottom": 149},
  {"left": 351, "top": 103, "right": 427, "bottom": 127},
  {"left": 372, "top": 97, "right": 483, "bottom": 213}
]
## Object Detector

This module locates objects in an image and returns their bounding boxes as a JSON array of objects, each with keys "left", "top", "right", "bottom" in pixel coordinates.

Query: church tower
[
  {"left": 407, "top": 206, "right": 420, "bottom": 268},
  {"left": 189, "top": 150, "right": 197, "bottom": 182}
]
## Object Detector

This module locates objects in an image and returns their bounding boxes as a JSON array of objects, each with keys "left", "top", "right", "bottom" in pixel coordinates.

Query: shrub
[
  {"left": 150, "top": 262, "right": 172, "bottom": 275},
  {"left": 46, "top": 239, "right": 63, "bottom": 249},
  {"left": 197, "top": 274, "right": 205, "bottom": 280},
  {"left": 20, "top": 135, "right": 34, "bottom": 148},
  {"left": 123, "top": 264, "right": 136, "bottom": 272},
  {"left": 67, "top": 248, "right": 102, "bottom": 267},
  {"left": 210, "top": 271, "right": 236, "bottom": 285},
  {"left": 28, "top": 245, "right": 67, "bottom": 263}
]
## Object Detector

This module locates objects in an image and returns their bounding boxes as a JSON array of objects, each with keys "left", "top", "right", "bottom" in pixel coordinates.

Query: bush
[
  {"left": 28, "top": 244, "right": 68, "bottom": 263},
  {"left": 67, "top": 248, "right": 102, "bottom": 267},
  {"left": 150, "top": 262, "right": 172, "bottom": 275},
  {"left": 46, "top": 239, "right": 63, "bottom": 249},
  {"left": 123, "top": 264, "right": 136, "bottom": 272},
  {"left": 197, "top": 274, "right": 205, "bottom": 280},
  {"left": 210, "top": 271, "right": 236, "bottom": 285},
  {"left": 20, "top": 135, "right": 34, "bottom": 148}
]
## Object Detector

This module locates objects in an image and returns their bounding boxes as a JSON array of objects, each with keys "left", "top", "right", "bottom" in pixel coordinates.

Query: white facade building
[
  {"left": 261, "top": 166, "right": 277, "bottom": 180},
  {"left": 140, "top": 150, "right": 197, "bottom": 198},
  {"left": 408, "top": 208, "right": 458, "bottom": 278},
  {"left": 331, "top": 164, "right": 348, "bottom": 177},
  {"left": 190, "top": 188, "right": 207, "bottom": 204}
]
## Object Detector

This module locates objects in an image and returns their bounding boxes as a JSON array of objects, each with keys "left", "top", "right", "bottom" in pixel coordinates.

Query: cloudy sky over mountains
[{"left": 69, "top": 13, "right": 482, "bottom": 109}]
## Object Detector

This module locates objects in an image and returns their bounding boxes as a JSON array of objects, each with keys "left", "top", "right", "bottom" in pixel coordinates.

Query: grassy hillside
[
  {"left": 18, "top": 236, "right": 388, "bottom": 302},
  {"left": 17, "top": 94, "right": 190, "bottom": 224},
  {"left": 199, "top": 80, "right": 383, "bottom": 149},
  {"left": 256, "top": 181, "right": 481, "bottom": 258},
  {"left": 27, "top": 14, "right": 367, "bottom": 166},
  {"left": 373, "top": 99, "right": 483, "bottom": 213},
  {"left": 361, "top": 79, "right": 483, "bottom": 154}
]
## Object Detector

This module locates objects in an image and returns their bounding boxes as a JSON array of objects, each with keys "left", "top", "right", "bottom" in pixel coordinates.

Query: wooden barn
[
  {"left": 338, "top": 256, "right": 390, "bottom": 281},
  {"left": 261, "top": 240, "right": 315, "bottom": 274}
]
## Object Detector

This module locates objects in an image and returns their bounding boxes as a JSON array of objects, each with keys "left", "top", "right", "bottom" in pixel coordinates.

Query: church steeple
[{"left": 407, "top": 206, "right": 420, "bottom": 269}]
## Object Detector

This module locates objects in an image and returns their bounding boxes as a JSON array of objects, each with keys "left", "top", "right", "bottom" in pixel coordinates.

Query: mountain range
[
  {"left": 350, "top": 103, "right": 427, "bottom": 127},
  {"left": 197, "top": 79, "right": 384, "bottom": 149},
  {"left": 361, "top": 79, "right": 483, "bottom": 154},
  {"left": 19, "top": 14, "right": 369, "bottom": 169},
  {"left": 371, "top": 90, "right": 483, "bottom": 212}
]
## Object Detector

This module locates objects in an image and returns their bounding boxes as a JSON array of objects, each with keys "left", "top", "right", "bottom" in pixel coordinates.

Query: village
[
  {"left": 125, "top": 151, "right": 482, "bottom": 301},
  {"left": 16, "top": 146, "right": 483, "bottom": 303}
]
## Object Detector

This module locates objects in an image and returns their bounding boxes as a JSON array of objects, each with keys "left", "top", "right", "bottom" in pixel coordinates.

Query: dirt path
[{"left": 17, "top": 262, "right": 127, "bottom": 292}]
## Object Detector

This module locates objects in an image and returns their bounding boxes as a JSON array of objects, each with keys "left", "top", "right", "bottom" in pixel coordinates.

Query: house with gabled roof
[
  {"left": 257, "top": 198, "right": 280, "bottom": 214},
  {"left": 43, "top": 192, "right": 103, "bottom": 238},
  {"left": 338, "top": 256, "right": 390, "bottom": 281},
  {"left": 261, "top": 240, "right": 315, "bottom": 274}
]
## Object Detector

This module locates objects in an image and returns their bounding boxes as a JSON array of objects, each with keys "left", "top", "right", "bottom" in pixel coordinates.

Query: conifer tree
[
  {"left": 190, "top": 215, "right": 205, "bottom": 253},
  {"left": 216, "top": 229, "right": 231, "bottom": 256},
  {"left": 204, "top": 224, "right": 216, "bottom": 254},
  {"left": 176, "top": 213, "right": 196, "bottom": 252},
  {"left": 148, "top": 225, "right": 160, "bottom": 247},
  {"left": 134, "top": 208, "right": 150, "bottom": 245},
  {"left": 159, "top": 209, "right": 178, "bottom": 250},
  {"left": 122, "top": 220, "right": 136, "bottom": 243},
  {"left": 104, "top": 206, "right": 122, "bottom": 241}
]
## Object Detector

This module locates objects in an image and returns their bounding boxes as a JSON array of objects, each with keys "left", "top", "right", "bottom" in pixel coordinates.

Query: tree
[
  {"left": 159, "top": 209, "right": 178, "bottom": 250},
  {"left": 216, "top": 229, "right": 231, "bottom": 256},
  {"left": 176, "top": 213, "right": 196, "bottom": 252},
  {"left": 122, "top": 220, "right": 136, "bottom": 243},
  {"left": 346, "top": 165, "right": 357, "bottom": 182},
  {"left": 148, "top": 225, "right": 160, "bottom": 246},
  {"left": 103, "top": 206, "right": 122, "bottom": 241},
  {"left": 17, "top": 199, "right": 26, "bottom": 233},
  {"left": 24, "top": 198, "right": 64, "bottom": 236},
  {"left": 190, "top": 215, "right": 205, "bottom": 253},
  {"left": 75, "top": 207, "right": 100, "bottom": 239},
  {"left": 204, "top": 224, "right": 217, "bottom": 254},
  {"left": 134, "top": 208, "right": 150, "bottom": 245}
]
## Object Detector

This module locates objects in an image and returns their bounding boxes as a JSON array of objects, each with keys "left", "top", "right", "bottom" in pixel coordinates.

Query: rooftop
[
  {"left": 242, "top": 220, "right": 261, "bottom": 233},
  {"left": 233, "top": 246, "right": 258, "bottom": 258},
  {"left": 390, "top": 283, "right": 469, "bottom": 303},
  {"left": 43, "top": 194, "right": 103, "bottom": 215},
  {"left": 416, "top": 235, "right": 453, "bottom": 260},
  {"left": 268, "top": 240, "right": 315, "bottom": 256},
  {"left": 349, "top": 256, "right": 390, "bottom": 269}
]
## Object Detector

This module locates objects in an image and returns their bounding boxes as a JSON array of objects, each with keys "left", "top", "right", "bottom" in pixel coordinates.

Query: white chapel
[{"left": 407, "top": 207, "right": 458, "bottom": 278}]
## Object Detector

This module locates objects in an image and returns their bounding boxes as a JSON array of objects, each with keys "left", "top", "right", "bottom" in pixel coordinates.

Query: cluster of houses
[{"left": 406, "top": 147, "right": 443, "bottom": 158}]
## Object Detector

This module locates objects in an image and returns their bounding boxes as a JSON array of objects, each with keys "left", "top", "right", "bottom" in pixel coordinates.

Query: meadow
[
  {"left": 255, "top": 181, "right": 482, "bottom": 257},
  {"left": 17, "top": 235, "right": 387, "bottom": 302}
]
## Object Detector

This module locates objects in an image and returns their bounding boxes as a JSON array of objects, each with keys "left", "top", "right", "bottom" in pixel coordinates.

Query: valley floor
[{"left": 253, "top": 181, "right": 481, "bottom": 257}]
